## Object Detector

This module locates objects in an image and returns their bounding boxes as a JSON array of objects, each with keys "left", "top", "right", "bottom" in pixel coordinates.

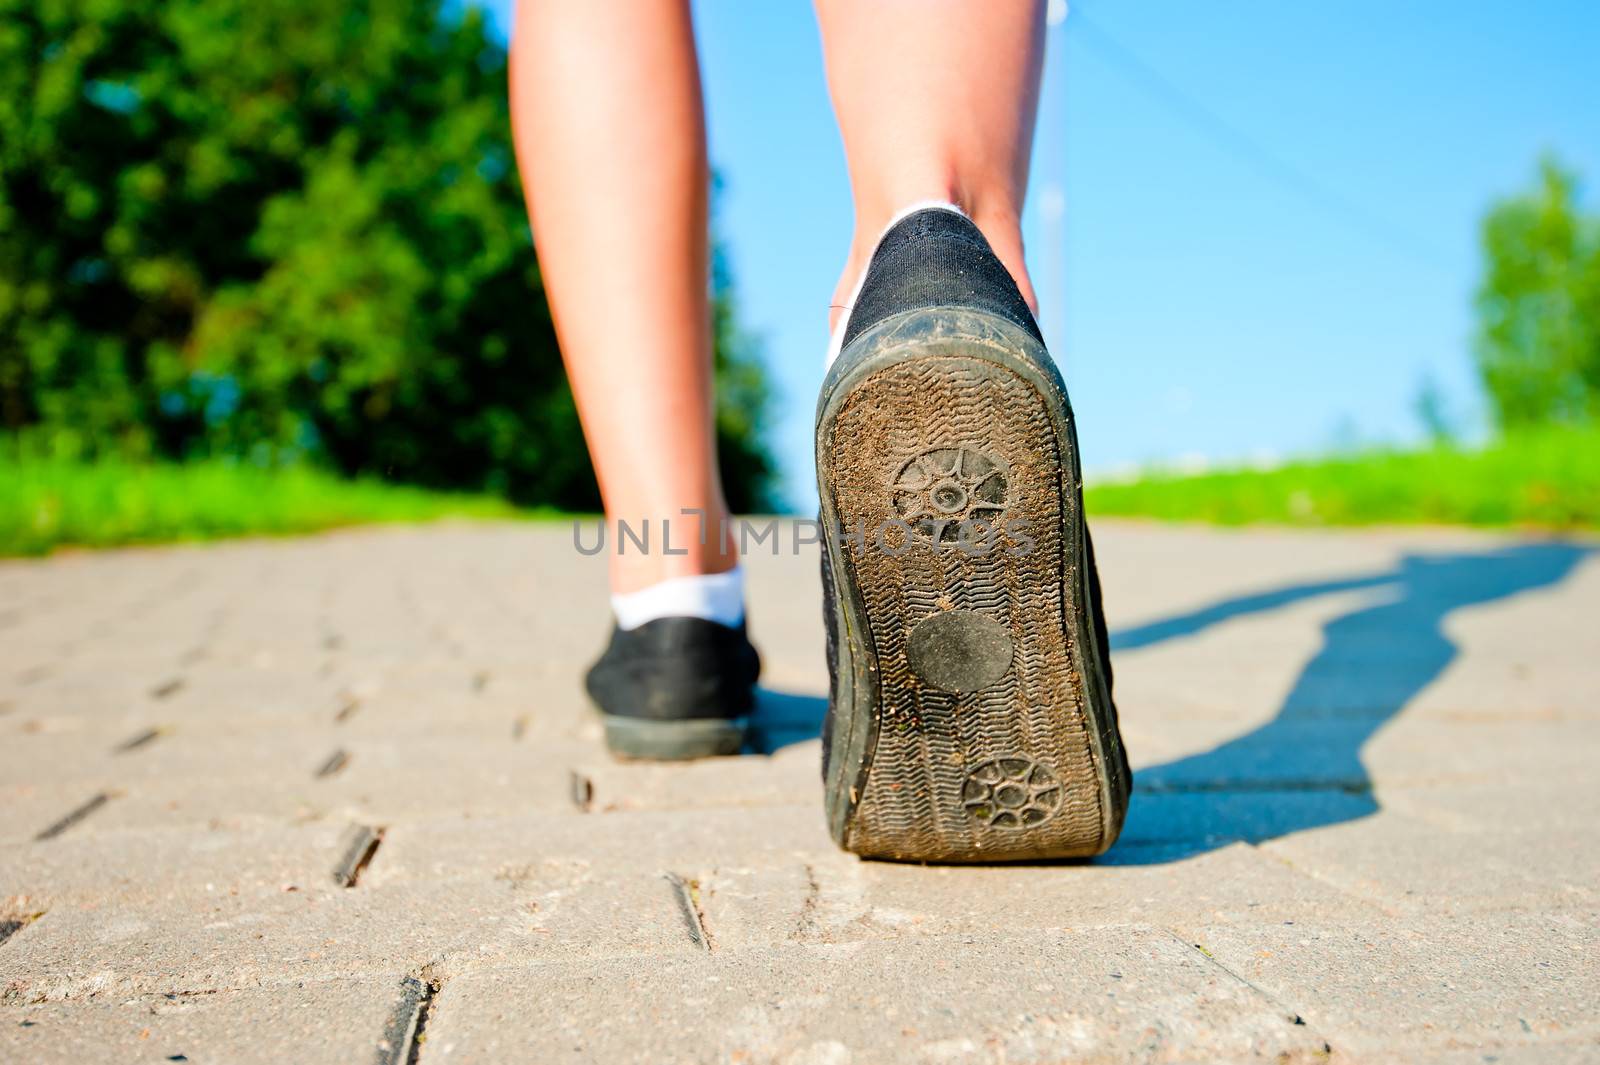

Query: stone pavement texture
[{"left": 1, "top": 520, "right": 1596, "bottom": 1064}]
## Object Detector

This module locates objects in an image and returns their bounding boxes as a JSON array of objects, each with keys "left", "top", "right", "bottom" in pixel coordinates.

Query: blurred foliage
[
  {"left": 0, "top": 0, "right": 775, "bottom": 511},
  {"left": 1085, "top": 424, "right": 1600, "bottom": 531},
  {"left": 1475, "top": 157, "right": 1600, "bottom": 430}
]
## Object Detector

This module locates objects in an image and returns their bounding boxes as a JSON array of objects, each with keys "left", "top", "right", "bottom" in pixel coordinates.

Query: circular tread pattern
[
  {"left": 961, "top": 756, "right": 1062, "bottom": 828},
  {"left": 891, "top": 446, "right": 1009, "bottom": 546}
]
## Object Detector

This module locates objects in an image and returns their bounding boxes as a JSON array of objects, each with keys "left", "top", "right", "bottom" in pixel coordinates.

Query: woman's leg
[
  {"left": 814, "top": 0, "right": 1046, "bottom": 327},
  {"left": 509, "top": 0, "right": 736, "bottom": 596},
  {"left": 810, "top": 2, "right": 1129, "bottom": 860}
]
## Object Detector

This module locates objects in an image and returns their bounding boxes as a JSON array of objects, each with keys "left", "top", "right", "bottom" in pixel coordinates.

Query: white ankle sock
[
  {"left": 825, "top": 200, "right": 968, "bottom": 368},
  {"left": 611, "top": 568, "right": 746, "bottom": 631}
]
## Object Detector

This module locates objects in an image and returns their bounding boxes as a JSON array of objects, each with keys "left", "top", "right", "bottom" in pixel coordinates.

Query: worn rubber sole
[
  {"left": 817, "top": 308, "right": 1130, "bottom": 862},
  {"left": 601, "top": 715, "right": 746, "bottom": 761}
]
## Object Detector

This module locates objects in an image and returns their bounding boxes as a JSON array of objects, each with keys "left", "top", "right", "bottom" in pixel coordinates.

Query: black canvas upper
[
  {"left": 586, "top": 617, "right": 760, "bottom": 722},
  {"left": 840, "top": 207, "right": 1044, "bottom": 352}
]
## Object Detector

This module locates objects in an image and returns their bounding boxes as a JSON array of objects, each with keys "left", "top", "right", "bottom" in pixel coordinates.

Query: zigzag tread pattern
[{"left": 829, "top": 353, "right": 1108, "bottom": 861}]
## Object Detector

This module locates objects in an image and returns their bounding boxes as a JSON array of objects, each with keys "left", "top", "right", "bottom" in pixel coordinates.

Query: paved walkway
[{"left": 1, "top": 521, "right": 1596, "bottom": 1063}]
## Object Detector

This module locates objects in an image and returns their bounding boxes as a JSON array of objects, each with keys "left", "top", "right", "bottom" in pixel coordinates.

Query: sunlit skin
[
  {"left": 815, "top": 0, "right": 1044, "bottom": 328},
  {"left": 510, "top": 1, "right": 1045, "bottom": 593}
]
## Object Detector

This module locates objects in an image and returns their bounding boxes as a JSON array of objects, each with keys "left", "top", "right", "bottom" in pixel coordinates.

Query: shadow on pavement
[
  {"left": 1105, "top": 541, "right": 1590, "bottom": 864},
  {"left": 742, "top": 542, "right": 1590, "bottom": 865},
  {"left": 748, "top": 688, "right": 827, "bottom": 755}
]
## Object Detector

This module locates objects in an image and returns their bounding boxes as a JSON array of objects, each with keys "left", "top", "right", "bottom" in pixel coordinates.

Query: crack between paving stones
[
  {"left": 0, "top": 909, "right": 46, "bottom": 948},
  {"left": 1257, "top": 847, "right": 1403, "bottom": 919},
  {"left": 1162, "top": 928, "right": 1333, "bottom": 1056},
  {"left": 794, "top": 863, "right": 823, "bottom": 942},
  {"left": 315, "top": 749, "right": 351, "bottom": 779},
  {"left": 664, "top": 873, "right": 713, "bottom": 952},
  {"left": 569, "top": 771, "right": 593, "bottom": 812},
  {"left": 34, "top": 792, "right": 114, "bottom": 841},
  {"left": 377, "top": 971, "right": 441, "bottom": 1065},
  {"left": 149, "top": 677, "right": 185, "bottom": 700},
  {"left": 114, "top": 727, "right": 164, "bottom": 754},
  {"left": 332, "top": 824, "right": 387, "bottom": 888}
]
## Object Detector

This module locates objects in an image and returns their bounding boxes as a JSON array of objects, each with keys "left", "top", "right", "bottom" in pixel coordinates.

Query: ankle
[
  {"left": 835, "top": 195, "right": 1037, "bottom": 322},
  {"left": 605, "top": 510, "right": 739, "bottom": 595},
  {"left": 611, "top": 566, "right": 745, "bottom": 630}
]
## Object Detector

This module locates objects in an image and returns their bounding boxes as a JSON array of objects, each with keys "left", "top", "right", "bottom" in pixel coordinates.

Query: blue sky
[{"left": 478, "top": 1, "right": 1599, "bottom": 509}]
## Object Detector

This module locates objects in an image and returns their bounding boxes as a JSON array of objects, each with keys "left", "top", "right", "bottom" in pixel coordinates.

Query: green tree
[
  {"left": 1474, "top": 156, "right": 1600, "bottom": 429},
  {"left": 0, "top": 0, "right": 775, "bottom": 510}
]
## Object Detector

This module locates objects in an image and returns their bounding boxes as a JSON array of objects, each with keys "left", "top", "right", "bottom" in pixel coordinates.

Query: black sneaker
[
  {"left": 585, "top": 617, "right": 760, "bottom": 760},
  {"left": 816, "top": 207, "right": 1130, "bottom": 861}
]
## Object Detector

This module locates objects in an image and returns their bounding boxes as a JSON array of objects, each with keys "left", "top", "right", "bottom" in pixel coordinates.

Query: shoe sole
[
  {"left": 817, "top": 307, "right": 1129, "bottom": 862},
  {"left": 601, "top": 714, "right": 746, "bottom": 761}
]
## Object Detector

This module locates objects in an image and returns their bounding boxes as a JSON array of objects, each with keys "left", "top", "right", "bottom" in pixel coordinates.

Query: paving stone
[
  {"left": 1261, "top": 811, "right": 1596, "bottom": 915},
  {"left": 8, "top": 733, "right": 323, "bottom": 790},
  {"left": 363, "top": 806, "right": 835, "bottom": 886},
  {"left": 0, "top": 822, "right": 350, "bottom": 904},
  {"left": 1182, "top": 910, "right": 1600, "bottom": 1059},
  {"left": 577, "top": 744, "right": 822, "bottom": 813},
  {"left": 2, "top": 522, "right": 1594, "bottom": 1061},
  {"left": 1377, "top": 776, "right": 1600, "bottom": 835},
  {"left": 1402, "top": 659, "right": 1600, "bottom": 722},
  {"left": 0, "top": 881, "right": 551, "bottom": 1004},
  {"left": 4, "top": 739, "right": 580, "bottom": 844},
  {"left": 1361, "top": 717, "right": 1600, "bottom": 786},
  {"left": 5, "top": 773, "right": 346, "bottom": 845},
  {"left": 1400, "top": 1037, "right": 1600, "bottom": 1064},
  {"left": 696, "top": 840, "right": 1384, "bottom": 952},
  {"left": 418, "top": 928, "right": 1334, "bottom": 1064},
  {"left": 0, "top": 976, "right": 412, "bottom": 1065}
]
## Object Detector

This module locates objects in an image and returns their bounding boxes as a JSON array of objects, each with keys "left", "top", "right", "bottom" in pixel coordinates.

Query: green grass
[
  {"left": 1084, "top": 426, "right": 1600, "bottom": 530},
  {"left": 0, "top": 459, "right": 533, "bottom": 556},
  {"left": 7, "top": 425, "right": 1597, "bottom": 557}
]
